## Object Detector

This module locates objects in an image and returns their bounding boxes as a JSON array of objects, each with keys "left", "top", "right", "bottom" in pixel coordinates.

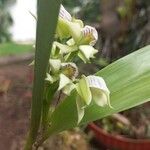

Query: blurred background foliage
[
  {"left": 63, "top": 0, "right": 100, "bottom": 22},
  {"left": 0, "top": 0, "right": 16, "bottom": 43},
  {"left": 63, "top": 0, "right": 150, "bottom": 72},
  {"left": 0, "top": 0, "right": 149, "bottom": 63}
]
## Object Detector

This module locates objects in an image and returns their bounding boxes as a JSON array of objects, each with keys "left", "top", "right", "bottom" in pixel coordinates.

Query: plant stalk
[{"left": 24, "top": 0, "right": 61, "bottom": 149}]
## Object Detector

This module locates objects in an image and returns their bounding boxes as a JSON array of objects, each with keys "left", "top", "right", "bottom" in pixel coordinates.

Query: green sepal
[
  {"left": 58, "top": 74, "right": 72, "bottom": 91},
  {"left": 42, "top": 81, "right": 59, "bottom": 129},
  {"left": 54, "top": 41, "right": 77, "bottom": 55},
  {"left": 64, "top": 51, "right": 78, "bottom": 62},
  {"left": 44, "top": 81, "right": 59, "bottom": 104},
  {"left": 72, "top": 18, "right": 84, "bottom": 28},
  {"left": 63, "top": 83, "right": 75, "bottom": 96},
  {"left": 76, "top": 95, "right": 85, "bottom": 124},
  {"left": 45, "top": 73, "right": 54, "bottom": 83},
  {"left": 49, "top": 59, "right": 61, "bottom": 73},
  {"left": 79, "top": 45, "right": 98, "bottom": 62},
  {"left": 66, "top": 38, "right": 75, "bottom": 46},
  {"left": 76, "top": 75, "right": 92, "bottom": 105},
  {"left": 56, "top": 18, "right": 71, "bottom": 39},
  {"left": 67, "top": 21, "right": 82, "bottom": 43},
  {"left": 78, "top": 51, "right": 89, "bottom": 63}
]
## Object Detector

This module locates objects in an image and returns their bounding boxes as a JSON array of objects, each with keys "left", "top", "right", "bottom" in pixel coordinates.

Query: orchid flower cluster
[{"left": 45, "top": 5, "right": 111, "bottom": 123}]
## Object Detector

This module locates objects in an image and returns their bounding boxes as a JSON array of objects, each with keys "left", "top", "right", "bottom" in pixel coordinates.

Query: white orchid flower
[
  {"left": 76, "top": 75, "right": 111, "bottom": 123},
  {"left": 87, "top": 75, "right": 111, "bottom": 107},
  {"left": 57, "top": 63, "right": 78, "bottom": 96},
  {"left": 57, "top": 5, "right": 83, "bottom": 41},
  {"left": 78, "top": 45, "right": 98, "bottom": 63},
  {"left": 81, "top": 25, "right": 98, "bottom": 46},
  {"left": 61, "top": 63, "right": 78, "bottom": 79}
]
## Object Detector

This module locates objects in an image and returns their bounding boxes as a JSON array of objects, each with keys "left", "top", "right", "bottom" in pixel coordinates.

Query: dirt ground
[
  {"left": 0, "top": 62, "right": 98, "bottom": 150},
  {"left": 0, "top": 62, "right": 32, "bottom": 150}
]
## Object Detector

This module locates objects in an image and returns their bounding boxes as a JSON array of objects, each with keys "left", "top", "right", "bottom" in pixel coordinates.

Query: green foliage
[
  {"left": 24, "top": 0, "right": 61, "bottom": 150},
  {"left": 0, "top": 0, "right": 15, "bottom": 43},
  {"left": 25, "top": 1, "right": 150, "bottom": 149},
  {"left": 63, "top": 0, "right": 100, "bottom": 22},
  {"left": 0, "top": 43, "right": 32, "bottom": 56},
  {"left": 43, "top": 45, "right": 150, "bottom": 136}
]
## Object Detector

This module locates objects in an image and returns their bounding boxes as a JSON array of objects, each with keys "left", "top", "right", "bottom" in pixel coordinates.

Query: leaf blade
[
  {"left": 25, "top": 0, "right": 61, "bottom": 149},
  {"left": 46, "top": 46, "right": 150, "bottom": 136}
]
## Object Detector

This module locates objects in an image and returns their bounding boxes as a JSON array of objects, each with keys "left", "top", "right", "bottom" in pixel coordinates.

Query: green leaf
[
  {"left": 24, "top": 0, "right": 61, "bottom": 149},
  {"left": 44, "top": 45, "right": 150, "bottom": 137}
]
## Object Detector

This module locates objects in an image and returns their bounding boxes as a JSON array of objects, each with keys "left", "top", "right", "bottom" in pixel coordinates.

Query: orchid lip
[{"left": 82, "top": 25, "right": 98, "bottom": 46}]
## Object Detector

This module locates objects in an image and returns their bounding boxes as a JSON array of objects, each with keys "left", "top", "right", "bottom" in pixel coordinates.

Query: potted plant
[{"left": 89, "top": 103, "right": 150, "bottom": 150}]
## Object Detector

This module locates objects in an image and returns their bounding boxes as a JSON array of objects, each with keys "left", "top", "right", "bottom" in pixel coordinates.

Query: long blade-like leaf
[
  {"left": 45, "top": 45, "right": 150, "bottom": 136},
  {"left": 25, "top": 0, "right": 61, "bottom": 149}
]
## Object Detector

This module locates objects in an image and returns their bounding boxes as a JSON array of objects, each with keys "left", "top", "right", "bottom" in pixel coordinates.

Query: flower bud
[{"left": 76, "top": 75, "right": 111, "bottom": 124}]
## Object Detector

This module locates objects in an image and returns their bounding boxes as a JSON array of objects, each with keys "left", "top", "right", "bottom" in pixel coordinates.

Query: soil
[
  {"left": 95, "top": 102, "right": 150, "bottom": 139},
  {"left": 0, "top": 61, "right": 99, "bottom": 150},
  {"left": 0, "top": 62, "right": 32, "bottom": 150},
  {"left": 121, "top": 103, "right": 150, "bottom": 139}
]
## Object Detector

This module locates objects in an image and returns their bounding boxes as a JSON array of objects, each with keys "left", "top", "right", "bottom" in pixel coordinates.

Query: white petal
[
  {"left": 79, "top": 45, "right": 98, "bottom": 62},
  {"left": 58, "top": 74, "right": 71, "bottom": 91},
  {"left": 49, "top": 59, "right": 61, "bottom": 73},
  {"left": 90, "top": 88, "right": 108, "bottom": 106},
  {"left": 87, "top": 75, "right": 111, "bottom": 107},
  {"left": 87, "top": 75, "right": 110, "bottom": 93},
  {"left": 59, "top": 5, "right": 72, "bottom": 21},
  {"left": 82, "top": 25, "right": 98, "bottom": 46}
]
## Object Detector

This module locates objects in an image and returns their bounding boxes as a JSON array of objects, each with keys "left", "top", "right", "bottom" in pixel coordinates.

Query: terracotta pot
[{"left": 88, "top": 123, "right": 150, "bottom": 150}]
